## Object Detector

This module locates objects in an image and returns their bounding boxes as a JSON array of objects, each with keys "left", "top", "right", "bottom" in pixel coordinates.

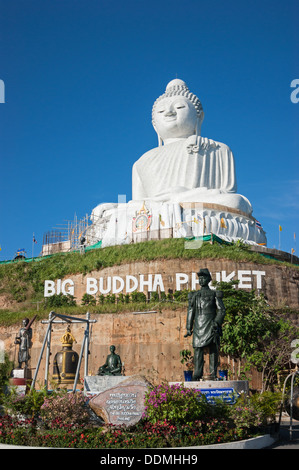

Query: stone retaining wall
[
  {"left": 47, "top": 258, "right": 299, "bottom": 307},
  {"left": 1, "top": 309, "right": 263, "bottom": 389}
]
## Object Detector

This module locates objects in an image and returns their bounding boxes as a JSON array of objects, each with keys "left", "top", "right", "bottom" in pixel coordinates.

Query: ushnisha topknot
[{"left": 152, "top": 79, "right": 204, "bottom": 127}]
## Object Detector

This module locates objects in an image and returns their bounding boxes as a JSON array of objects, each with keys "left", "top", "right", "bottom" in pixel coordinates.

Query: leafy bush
[
  {"left": 40, "top": 391, "right": 89, "bottom": 429},
  {"left": 130, "top": 292, "right": 147, "bottom": 303},
  {"left": 2, "top": 387, "right": 50, "bottom": 418},
  {"left": 229, "top": 404, "right": 263, "bottom": 436},
  {"left": 43, "top": 293, "right": 76, "bottom": 308},
  {"left": 143, "top": 383, "right": 209, "bottom": 424},
  {"left": 0, "top": 387, "right": 281, "bottom": 448},
  {"left": 81, "top": 293, "right": 96, "bottom": 306},
  {"left": 0, "top": 353, "right": 14, "bottom": 389},
  {"left": 0, "top": 415, "right": 38, "bottom": 445},
  {"left": 233, "top": 391, "right": 281, "bottom": 425}
]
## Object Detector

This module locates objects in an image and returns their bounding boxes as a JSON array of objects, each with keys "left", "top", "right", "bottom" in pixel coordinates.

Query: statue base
[
  {"left": 169, "top": 380, "right": 249, "bottom": 403},
  {"left": 84, "top": 375, "right": 128, "bottom": 396},
  {"left": 8, "top": 368, "right": 32, "bottom": 395},
  {"left": 88, "top": 375, "right": 151, "bottom": 427},
  {"left": 87, "top": 200, "right": 266, "bottom": 248}
]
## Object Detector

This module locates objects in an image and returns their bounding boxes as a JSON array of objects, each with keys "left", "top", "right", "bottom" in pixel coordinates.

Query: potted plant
[
  {"left": 180, "top": 349, "right": 194, "bottom": 381},
  {"left": 218, "top": 362, "right": 229, "bottom": 380}
]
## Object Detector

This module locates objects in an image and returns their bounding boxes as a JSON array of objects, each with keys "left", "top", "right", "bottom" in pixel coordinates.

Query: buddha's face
[{"left": 153, "top": 96, "right": 198, "bottom": 141}]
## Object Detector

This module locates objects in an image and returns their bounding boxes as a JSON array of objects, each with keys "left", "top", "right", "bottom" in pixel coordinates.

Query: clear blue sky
[{"left": 0, "top": 0, "right": 298, "bottom": 261}]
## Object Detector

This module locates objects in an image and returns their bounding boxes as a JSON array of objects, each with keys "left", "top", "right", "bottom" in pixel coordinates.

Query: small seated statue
[{"left": 97, "top": 345, "right": 122, "bottom": 376}]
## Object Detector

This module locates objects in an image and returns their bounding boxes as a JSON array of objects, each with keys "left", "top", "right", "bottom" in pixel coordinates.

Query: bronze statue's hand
[{"left": 184, "top": 330, "right": 192, "bottom": 337}]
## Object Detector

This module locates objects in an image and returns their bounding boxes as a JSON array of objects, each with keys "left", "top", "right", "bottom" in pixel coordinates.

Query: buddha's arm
[{"left": 132, "top": 163, "right": 146, "bottom": 200}]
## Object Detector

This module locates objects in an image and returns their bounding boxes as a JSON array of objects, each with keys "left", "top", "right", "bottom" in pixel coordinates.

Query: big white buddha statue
[
  {"left": 132, "top": 79, "right": 252, "bottom": 215},
  {"left": 89, "top": 79, "right": 266, "bottom": 247}
]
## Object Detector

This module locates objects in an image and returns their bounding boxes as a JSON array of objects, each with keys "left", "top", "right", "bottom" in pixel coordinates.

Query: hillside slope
[{"left": 0, "top": 238, "right": 298, "bottom": 326}]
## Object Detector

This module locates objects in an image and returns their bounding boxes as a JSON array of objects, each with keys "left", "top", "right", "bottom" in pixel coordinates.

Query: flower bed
[
  {"left": 0, "top": 415, "right": 262, "bottom": 448},
  {"left": 0, "top": 384, "right": 280, "bottom": 448}
]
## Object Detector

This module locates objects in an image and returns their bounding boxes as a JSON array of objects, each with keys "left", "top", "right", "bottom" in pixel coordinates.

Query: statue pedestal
[
  {"left": 84, "top": 375, "right": 151, "bottom": 427},
  {"left": 8, "top": 368, "right": 32, "bottom": 394},
  {"left": 169, "top": 380, "right": 249, "bottom": 404},
  {"left": 84, "top": 375, "right": 129, "bottom": 397},
  {"left": 88, "top": 200, "right": 266, "bottom": 249}
]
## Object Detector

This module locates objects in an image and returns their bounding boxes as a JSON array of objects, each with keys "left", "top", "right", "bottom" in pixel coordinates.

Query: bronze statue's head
[
  {"left": 197, "top": 268, "right": 211, "bottom": 280},
  {"left": 197, "top": 268, "right": 212, "bottom": 287}
]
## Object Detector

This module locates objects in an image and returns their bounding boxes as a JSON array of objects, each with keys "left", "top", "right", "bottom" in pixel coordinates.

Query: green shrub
[
  {"left": 43, "top": 293, "right": 76, "bottom": 308},
  {"left": 130, "top": 292, "right": 147, "bottom": 303},
  {"left": 232, "top": 391, "right": 281, "bottom": 426},
  {"left": 0, "top": 353, "right": 14, "bottom": 389},
  {"left": 0, "top": 387, "right": 279, "bottom": 448},
  {"left": 143, "top": 383, "right": 209, "bottom": 425},
  {"left": 2, "top": 387, "right": 49, "bottom": 418},
  {"left": 40, "top": 391, "right": 89, "bottom": 429},
  {"left": 81, "top": 293, "right": 96, "bottom": 306}
]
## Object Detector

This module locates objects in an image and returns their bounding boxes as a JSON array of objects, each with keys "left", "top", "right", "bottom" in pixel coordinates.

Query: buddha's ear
[
  {"left": 196, "top": 111, "right": 205, "bottom": 136},
  {"left": 153, "top": 122, "right": 163, "bottom": 146}
]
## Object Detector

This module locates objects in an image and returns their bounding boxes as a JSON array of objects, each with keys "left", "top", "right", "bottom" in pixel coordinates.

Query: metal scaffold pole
[{"left": 30, "top": 311, "right": 97, "bottom": 393}]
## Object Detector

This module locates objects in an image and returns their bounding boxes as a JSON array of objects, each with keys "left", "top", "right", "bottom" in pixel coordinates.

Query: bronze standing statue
[
  {"left": 184, "top": 269, "right": 226, "bottom": 380},
  {"left": 14, "top": 317, "right": 35, "bottom": 369},
  {"left": 97, "top": 345, "right": 122, "bottom": 376}
]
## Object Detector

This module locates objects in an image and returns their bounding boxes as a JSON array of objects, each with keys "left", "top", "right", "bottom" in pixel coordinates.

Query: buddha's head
[{"left": 152, "top": 79, "right": 204, "bottom": 145}]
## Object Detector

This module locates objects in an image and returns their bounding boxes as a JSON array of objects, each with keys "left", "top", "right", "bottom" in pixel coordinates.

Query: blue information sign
[{"left": 196, "top": 388, "right": 237, "bottom": 404}]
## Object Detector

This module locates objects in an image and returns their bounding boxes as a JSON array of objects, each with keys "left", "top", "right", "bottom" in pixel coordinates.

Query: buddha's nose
[{"left": 165, "top": 107, "right": 176, "bottom": 116}]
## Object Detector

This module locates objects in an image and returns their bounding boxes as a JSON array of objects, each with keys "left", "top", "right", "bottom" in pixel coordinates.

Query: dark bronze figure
[
  {"left": 184, "top": 268, "right": 226, "bottom": 380},
  {"left": 14, "top": 317, "right": 35, "bottom": 369},
  {"left": 97, "top": 345, "right": 122, "bottom": 376}
]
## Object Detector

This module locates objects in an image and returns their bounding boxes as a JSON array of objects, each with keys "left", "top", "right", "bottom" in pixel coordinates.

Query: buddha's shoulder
[
  {"left": 201, "top": 136, "right": 232, "bottom": 152},
  {"left": 133, "top": 146, "right": 164, "bottom": 167}
]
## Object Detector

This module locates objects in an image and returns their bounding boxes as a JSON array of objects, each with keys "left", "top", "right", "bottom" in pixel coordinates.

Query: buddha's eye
[
  {"left": 157, "top": 109, "right": 165, "bottom": 113},
  {"left": 176, "top": 105, "right": 185, "bottom": 109}
]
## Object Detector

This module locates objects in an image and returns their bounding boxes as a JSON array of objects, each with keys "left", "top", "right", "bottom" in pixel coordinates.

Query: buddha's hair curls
[{"left": 152, "top": 80, "right": 203, "bottom": 127}]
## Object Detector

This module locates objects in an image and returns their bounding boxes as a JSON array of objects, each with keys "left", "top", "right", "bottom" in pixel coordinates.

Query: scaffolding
[
  {"left": 42, "top": 213, "right": 97, "bottom": 255},
  {"left": 30, "top": 311, "right": 97, "bottom": 392}
]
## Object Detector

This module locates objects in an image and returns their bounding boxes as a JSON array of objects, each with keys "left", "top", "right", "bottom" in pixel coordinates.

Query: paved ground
[{"left": 266, "top": 418, "right": 299, "bottom": 449}]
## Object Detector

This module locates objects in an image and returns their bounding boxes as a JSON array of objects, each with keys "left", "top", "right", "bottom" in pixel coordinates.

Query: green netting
[{"left": 0, "top": 240, "right": 103, "bottom": 265}]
